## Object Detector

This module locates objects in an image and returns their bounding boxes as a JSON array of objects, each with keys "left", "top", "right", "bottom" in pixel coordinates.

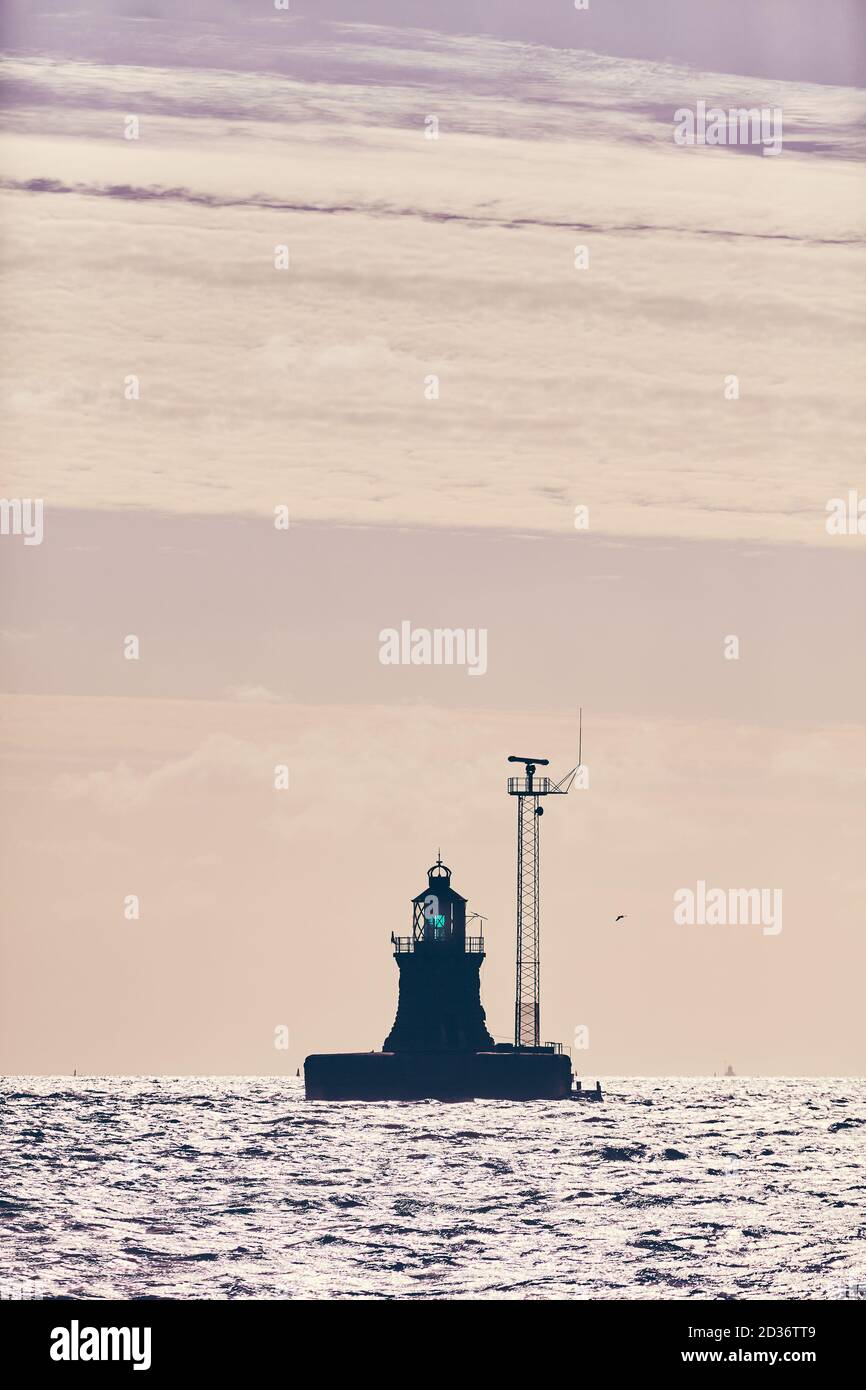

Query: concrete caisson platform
[{"left": 304, "top": 1049, "right": 573, "bottom": 1101}]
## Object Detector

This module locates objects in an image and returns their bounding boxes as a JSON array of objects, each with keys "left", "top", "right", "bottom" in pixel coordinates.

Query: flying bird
[{"left": 614, "top": 914, "right": 627, "bottom": 922}]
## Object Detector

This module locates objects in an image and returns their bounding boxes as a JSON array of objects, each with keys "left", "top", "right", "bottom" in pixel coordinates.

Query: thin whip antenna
[{"left": 578, "top": 707, "right": 582, "bottom": 768}]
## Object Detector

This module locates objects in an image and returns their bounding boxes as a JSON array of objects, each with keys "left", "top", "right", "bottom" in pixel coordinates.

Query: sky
[{"left": 0, "top": 2, "right": 864, "bottom": 1075}]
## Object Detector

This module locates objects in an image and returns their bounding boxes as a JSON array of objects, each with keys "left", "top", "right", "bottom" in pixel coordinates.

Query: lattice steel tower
[{"left": 507, "top": 732, "right": 581, "bottom": 1049}]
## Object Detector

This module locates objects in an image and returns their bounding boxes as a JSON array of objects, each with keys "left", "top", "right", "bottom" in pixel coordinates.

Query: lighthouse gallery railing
[{"left": 392, "top": 935, "right": 485, "bottom": 955}]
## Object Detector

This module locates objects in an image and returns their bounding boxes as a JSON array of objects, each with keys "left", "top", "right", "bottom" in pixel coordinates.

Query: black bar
[{"left": 3, "top": 1296, "right": 860, "bottom": 1375}]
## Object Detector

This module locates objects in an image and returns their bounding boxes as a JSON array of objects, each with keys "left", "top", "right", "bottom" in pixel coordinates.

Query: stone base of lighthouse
[
  {"left": 304, "top": 1048, "right": 573, "bottom": 1101},
  {"left": 383, "top": 952, "right": 494, "bottom": 1053}
]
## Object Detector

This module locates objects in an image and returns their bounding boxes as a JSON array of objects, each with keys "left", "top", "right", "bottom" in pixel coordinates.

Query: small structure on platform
[{"left": 305, "top": 745, "right": 602, "bottom": 1103}]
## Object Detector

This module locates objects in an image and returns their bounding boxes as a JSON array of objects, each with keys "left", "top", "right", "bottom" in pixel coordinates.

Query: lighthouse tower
[{"left": 383, "top": 856, "right": 494, "bottom": 1053}]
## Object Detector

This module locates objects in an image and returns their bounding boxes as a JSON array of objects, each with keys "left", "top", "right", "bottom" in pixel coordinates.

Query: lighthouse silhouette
[
  {"left": 304, "top": 743, "right": 601, "bottom": 1101},
  {"left": 383, "top": 856, "right": 494, "bottom": 1053},
  {"left": 304, "top": 853, "right": 585, "bottom": 1101}
]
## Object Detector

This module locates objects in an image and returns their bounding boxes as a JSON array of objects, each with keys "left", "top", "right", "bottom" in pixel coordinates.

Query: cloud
[
  {"left": 0, "top": 22, "right": 863, "bottom": 545},
  {"left": 4, "top": 176, "right": 862, "bottom": 246},
  {"left": 224, "top": 684, "right": 286, "bottom": 703},
  {"left": 53, "top": 732, "right": 276, "bottom": 810}
]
